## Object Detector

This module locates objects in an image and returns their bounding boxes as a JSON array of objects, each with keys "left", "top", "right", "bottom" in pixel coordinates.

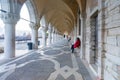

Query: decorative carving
[
  {"left": 0, "top": 13, "right": 20, "bottom": 24},
  {"left": 30, "top": 23, "right": 40, "bottom": 30},
  {"left": 48, "top": 27, "right": 52, "bottom": 33},
  {"left": 41, "top": 26, "right": 48, "bottom": 32}
]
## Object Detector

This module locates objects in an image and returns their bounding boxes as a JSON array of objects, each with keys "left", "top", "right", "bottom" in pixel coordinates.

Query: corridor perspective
[
  {"left": 0, "top": 39, "right": 92, "bottom": 80},
  {"left": 0, "top": 0, "right": 120, "bottom": 80}
]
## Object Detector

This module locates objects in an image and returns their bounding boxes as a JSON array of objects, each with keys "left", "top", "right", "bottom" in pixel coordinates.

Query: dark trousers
[{"left": 71, "top": 45, "right": 74, "bottom": 53}]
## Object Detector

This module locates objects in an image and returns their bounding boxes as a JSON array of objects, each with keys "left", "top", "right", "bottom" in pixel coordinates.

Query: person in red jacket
[{"left": 71, "top": 37, "right": 81, "bottom": 53}]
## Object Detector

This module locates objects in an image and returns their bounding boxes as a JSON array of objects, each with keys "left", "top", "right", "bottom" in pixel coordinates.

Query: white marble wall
[
  {"left": 104, "top": 0, "right": 120, "bottom": 80},
  {"left": 84, "top": 0, "right": 120, "bottom": 80}
]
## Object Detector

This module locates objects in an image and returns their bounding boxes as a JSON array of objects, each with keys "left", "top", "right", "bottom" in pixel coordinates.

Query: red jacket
[{"left": 73, "top": 40, "right": 80, "bottom": 48}]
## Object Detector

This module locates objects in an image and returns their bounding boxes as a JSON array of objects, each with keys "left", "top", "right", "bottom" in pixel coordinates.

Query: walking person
[{"left": 68, "top": 37, "right": 71, "bottom": 42}]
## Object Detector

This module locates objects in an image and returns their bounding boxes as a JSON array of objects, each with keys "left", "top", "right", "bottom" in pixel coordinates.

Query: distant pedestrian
[
  {"left": 63, "top": 35, "right": 65, "bottom": 38},
  {"left": 68, "top": 37, "right": 71, "bottom": 42}
]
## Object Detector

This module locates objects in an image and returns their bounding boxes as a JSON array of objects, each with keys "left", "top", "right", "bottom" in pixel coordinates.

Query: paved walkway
[
  {"left": 0, "top": 39, "right": 92, "bottom": 80},
  {"left": 0, "top": 50, "right": 33, "bottom": 65}
]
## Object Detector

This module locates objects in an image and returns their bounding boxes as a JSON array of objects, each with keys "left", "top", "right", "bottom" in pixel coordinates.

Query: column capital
[
  {"left": 80, "top": 12, "right": 86, "bottom": 19},
  {"left": 30, "top": 23, "right": 40, "bottom": 30},
  {"left": 48, "top": 26, "right": 52, "bottom": 33},
  {"left": 41, "top": 26, "right": 48, "bottom": 32},
  {"left": 0, "top": 13, "right": 20, "bottom": 24}
]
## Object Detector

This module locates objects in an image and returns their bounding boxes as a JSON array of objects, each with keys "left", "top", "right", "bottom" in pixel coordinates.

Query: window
[{"left": 90, "top": 11, "right": 98, "bottom": 72}]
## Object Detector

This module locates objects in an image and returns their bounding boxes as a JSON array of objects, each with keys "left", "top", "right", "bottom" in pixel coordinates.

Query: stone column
[
  {"left": 41, "top": 27, "right": 47, "bottom": 47},
  {"left": 48, "top": 25, "right": 52, "bottom": 45},
  {"left": 1, "top": 13, "right": 19, "bottom": 58},
  {"left": 80, "top": 14, "right": 86, "bottom": 59},
  {"left": 54, "top": 31, "right": 56, "bottom": 42},
  {"left": 58, "top": 34, "right": 60, "bottom": 40},
  {"left": 52, "top": 27, "right": 55, "bottom": 43},
  {"left": 51, "top": 32, "right": 53, "bottom": 44},
  {"left": 30, "top": 23, "right": 40, "bottom": 49},
  {"left": 54, "top": 30, "right": 57, "bottom": 42},
  {"left": 51, "top": 28, "right": 53, "bottom": 44},
  {"left": 0, "top": 0, "right": 21, "bottom": 59}
]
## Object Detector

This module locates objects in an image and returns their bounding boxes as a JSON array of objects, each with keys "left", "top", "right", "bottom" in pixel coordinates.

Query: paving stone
[
  {"left": 0, "top": 39, "right": 92, "bottom": 80},
  {"left": 55, "top": 53, "right": 73, "bottom": 68},
  {"left": 44, "top": 50, "right": 61, "bottom": 55}
]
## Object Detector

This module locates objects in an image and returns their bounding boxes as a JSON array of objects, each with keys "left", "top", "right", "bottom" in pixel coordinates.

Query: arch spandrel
[
  {"left": 32, "top": 0, "right": 77, "bottom": 25},
  {"left": 32, "top": 0, "right": 77, "bottom": 34},
  {"left": 45, "top": 13, "right": 73, "bottom": 32},
  {"left": 25, "top": 0, "right": 39, "bottom": 24},
  {"left": 44, "top": 9, "right": 74, "bottom": 29},
  {"left": 18, "top": 0, "right": 26, "bottom": 5},
  {"left": 48, "top": 16, "right": 71, "bottom": 34},
  {"left": 52, "top": 19, "right": 72, "bottom": 34},
  {"left": 49, "top": 20, "right": 72, "bottom": 34},
  {"left": 76, "top": 0, "right": 86, "bottom": 14},
  {"left": 21, "top": 0, "right": 86, "bottom": 34},
  {"left": 61, "top": 0, "right": 78, "bottom": 20}
]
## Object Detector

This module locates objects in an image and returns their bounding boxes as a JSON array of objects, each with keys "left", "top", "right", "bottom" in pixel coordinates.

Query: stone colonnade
[
  {"left": 0, "top": 0, "right": 21, "bottom": 58},
  {"left": 0, "top": 1, "right": 63, "bottom": 59}
]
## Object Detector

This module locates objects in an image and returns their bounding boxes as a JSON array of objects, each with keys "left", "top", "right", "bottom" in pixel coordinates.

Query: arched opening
[
  {"left": 0, "top": 0, "right": 39, "bottom": 58},
  {"left": 0, "top": 3, "right": 5, "bottom": 55},
  {"left": 0, "top": 19, "right": 4, "bottom": 50},
  {"left": 15, "top": 3, "right": 31, "bottom": 56},
  {"left": 0, "top": 2, "right": 32, "bottom": 56}
]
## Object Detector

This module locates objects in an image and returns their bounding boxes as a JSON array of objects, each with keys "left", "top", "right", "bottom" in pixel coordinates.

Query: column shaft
[
  {"left": 0, "top": 0, "right": 21, "bottom": 58},
  {"left": 48, "top": 31, "right": 52, "bottom": 45},
  {"left": 52, "top": 32, "right": 54, "bottom": 43},
  {"left": 4, "top": 24, "right": 16, "bottom": 58},
  {"left": 31, "top": 29, "right": 38, "bottom": 49},
  {"left": 41, "top": 27, "right": 47, "bottom": 47},
  {"left": 30, "top": 23, "right": 40, "bottom": 49},
  {"left": 1, "top": 13, "right": 19, "bottom": 58}
]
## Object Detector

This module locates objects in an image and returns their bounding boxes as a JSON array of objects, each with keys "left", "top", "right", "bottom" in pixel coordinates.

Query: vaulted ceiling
[{"left": 24, "top": 0, "right": 86, "bottom": 34}]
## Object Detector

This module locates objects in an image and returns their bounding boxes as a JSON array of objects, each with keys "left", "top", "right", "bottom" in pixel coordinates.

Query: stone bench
[
  {"left": 74, "top": 47, "right": 81, "bottom": 56},
  {"left": 74, "top": 47, "right": 80, "bottom": 53}
]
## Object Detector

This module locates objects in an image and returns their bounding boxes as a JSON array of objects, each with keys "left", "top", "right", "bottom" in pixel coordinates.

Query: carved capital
[
  {"left": 30, "top": 23, "right": 40, "bottom": 30},
  {"left": 80, "top": 12, "right": 86, "bottom": 19},
  {"left": 47, "top": 26, "right": 52, "bottom": 33},
  {"left": 41, "top": 26, "right": 48, "bottom": 32},
  {"left": 0, "top": 13, "right": 20, "bottom": 24}
]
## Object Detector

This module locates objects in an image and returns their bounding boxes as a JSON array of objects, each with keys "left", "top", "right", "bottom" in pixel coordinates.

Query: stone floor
[
  {"left": 0, "top": 50, "right": 33, "bottom": 65},
  {"left": 0, "top": 39, "right": 92, "bottom": 80}
]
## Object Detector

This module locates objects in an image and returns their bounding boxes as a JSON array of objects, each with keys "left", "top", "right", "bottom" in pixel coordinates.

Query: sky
[{"left": 0, "top": 4, "right": 31, "bottom": 32}]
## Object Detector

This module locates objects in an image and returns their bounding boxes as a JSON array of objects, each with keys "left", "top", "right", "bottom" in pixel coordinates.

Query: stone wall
[
  {"left": 104, "top": 0, "right": 120, "bottom": 80},
  {"left": 84, "top": 0, "right": 120, "bottom": 80},
  {"left": 85, "top": 0, "right": 99, "bottom": 72}
]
